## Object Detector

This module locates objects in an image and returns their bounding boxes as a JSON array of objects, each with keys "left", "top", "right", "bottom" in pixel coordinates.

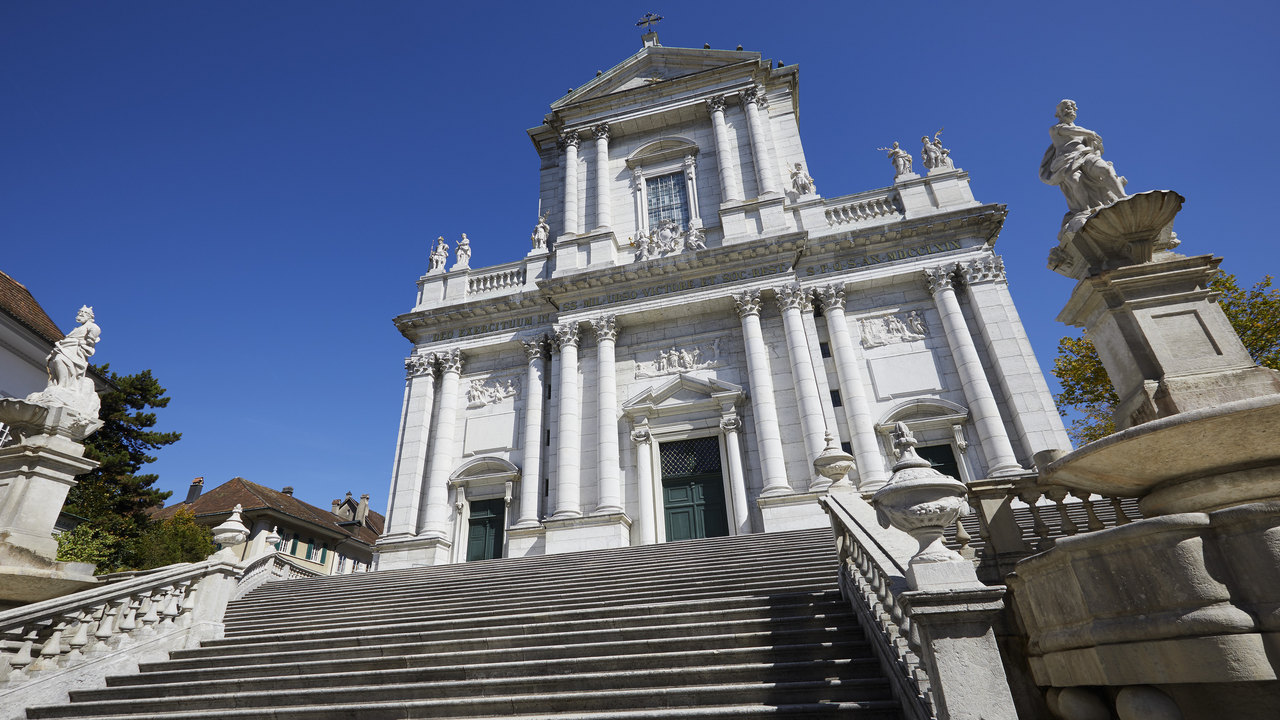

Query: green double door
[
  {"left": 660, "top": 437, "right": 729, "bottom": 542},
  {"left": 465, "top": 499, "right": 505, "bottom": 562}
]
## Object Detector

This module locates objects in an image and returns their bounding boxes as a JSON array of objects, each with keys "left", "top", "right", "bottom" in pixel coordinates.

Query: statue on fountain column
[
  {"left": 24, "top": 306, "right": 102, "bottom": 425},
  {"left": 1040, "top": 99, "right": 1128, "bottom": 220}
]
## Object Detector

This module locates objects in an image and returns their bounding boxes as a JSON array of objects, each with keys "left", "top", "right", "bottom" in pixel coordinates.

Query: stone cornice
[
  {"left": 806, "top": 203, "right": 1009, "bottom": 257},
  {"left": 393, "top": 292, "right": 549, "bottom": 339}
]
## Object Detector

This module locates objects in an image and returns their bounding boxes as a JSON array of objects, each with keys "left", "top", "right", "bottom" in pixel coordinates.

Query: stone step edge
[
  {"left": 222, "top": 588, "right": 843, "bottom": 637},
  {"left": 150, "top": 626, "right": 856, "bottom": 672},
  {"left": 202, "top": 604, "right": 860, "bottom": 650},
  {"left": 78, "top": 658, "right": 876, "bottom": 702},
  {"left": 124, "top": 640, "right": 874, "bottom": 684}
]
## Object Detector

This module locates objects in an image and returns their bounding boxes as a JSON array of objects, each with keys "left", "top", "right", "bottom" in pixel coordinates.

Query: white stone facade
[{"left": 377, "top": 37, "right": 1070, "bottom": 568}]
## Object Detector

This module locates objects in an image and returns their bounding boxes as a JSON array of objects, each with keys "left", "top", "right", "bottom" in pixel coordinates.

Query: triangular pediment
[
  {"left": 623, "top": 374, "right": 744, "bottom": 419},
  {"left": 554, "top": 46, "right": 760, "bottom": 109}
]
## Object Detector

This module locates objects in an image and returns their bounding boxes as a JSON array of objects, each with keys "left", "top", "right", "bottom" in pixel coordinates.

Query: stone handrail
[
  {"left": 467, "top": 261, "right": 527, "bottom": 296},
  {"left": 823, "top": 189, "right": 904, "bottom": 227},
  {"left": 0, "top": 550, "right": 320, "bottom": 701},
  {"left": 821, "top": 492, "right": 936, "bottom": 720}
]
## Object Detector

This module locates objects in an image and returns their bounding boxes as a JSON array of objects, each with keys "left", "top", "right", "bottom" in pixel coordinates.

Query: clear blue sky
[{"left": 4, "top": 2, "right": 1276, "bottom": 514}]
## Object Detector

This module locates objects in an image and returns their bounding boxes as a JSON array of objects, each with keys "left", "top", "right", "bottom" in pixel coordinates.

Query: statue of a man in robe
[{"left": 1039, "top": 99, "right": 1128, "bottom": 216}]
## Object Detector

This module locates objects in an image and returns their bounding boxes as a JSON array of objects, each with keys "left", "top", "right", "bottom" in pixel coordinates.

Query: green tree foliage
[
  {"left": 1053, "top": 273, "right": 1280, "bottom": 446},
  {"left": 58, "top": 364, "right": 181, "bottom": 572},
  {"left": 131, "top": 507, "right": 216, "bottom": 570},
  {"left": 55, "top": 524, "right": 123, "bottom": 569}
]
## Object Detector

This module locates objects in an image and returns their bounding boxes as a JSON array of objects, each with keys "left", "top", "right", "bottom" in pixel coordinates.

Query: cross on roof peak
[{"left": 636, "top": 13, "right": 663, "bottom": 29}]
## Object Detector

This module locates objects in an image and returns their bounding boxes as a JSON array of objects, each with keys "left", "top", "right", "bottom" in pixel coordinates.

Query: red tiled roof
[
  {"left": 152, "top": 477, "right": 384, "bottom": 546},
  {"left": 0, "top": 270, "right": 64, "bottom": 344}
]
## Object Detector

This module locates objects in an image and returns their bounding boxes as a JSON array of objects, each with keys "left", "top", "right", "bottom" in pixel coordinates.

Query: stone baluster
[
  {"left": 7, "top": 635, "right": 35, "bottom": 677},
  {"left": 592, "top": 124, "right": 611, "bottom": 231},
  {"left": 158, "top": 589, "right": 180, "bottom": 629},
  {"left": 31, "top": 618, "right": 69, "bottom": 671},
  {"left": 66, "top": 610, "right": 91, "bottom": 659},
  {"left": 632, "top": 422, "right": 656, "bottom": 545},
  {"left": 1019, "top": 490, "right": 1053, "bottom": 552},
  {"left": 924, "top": 265, "right": 1023, "bottom": 477},
  {"left": 91, "top": 602, "right": 117, "bottom": 650},
  {"left": 560, "top": 133, "right": 581, "bottom": 236},
  {"left": 553, "top": 323, "right": 583, "bottom": 518},
  {"left": 515, "top": 337, "right": 548, "bottom": 528},
  {"left": 816, "top": 284, "right": 888, "bottom": 490},
  {"left": 705, "top": 95, "right": 742, "bottom": 203},
  {"left": 741, "top": 85, "right": 778, "bottom": 196},
  {"left": 1074, "top": 490, "right": 1105, "bottom": 531},
  {"left": 117, "top": 596, "right": 139, "bottom": 634},
  {"left": 733, "top": 290, "right": 789, "bottom": 495},
  {"left": 139, "top": 592, "right": 161, "bottom": 634},
  {"left": 423, "top": 348, "right": 464, "bottom": 538},
  {"left": 776, "top": 283, "right": 828, "bottom": 489},
  {"left": 388, "top": 354, "right": 437, "bottom": 537},
  {"left": 721, "top": 415, "right": 750, "bottom": 534},
  {"left": 591, "top": 316, "right": 623, "bottom": 515},
  {"left": 1046, "top": 487, "right": 1079, "bottom": 536},
  {"left": 954, "top": 517, "right": 974, "bottom": 559},
  {"left": 1111, "top": 496, "right": 1132, "bottom": 525}
]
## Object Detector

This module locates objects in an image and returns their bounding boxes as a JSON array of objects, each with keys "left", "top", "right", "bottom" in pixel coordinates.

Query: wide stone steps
[{"left": 29, "top": 528, "right": 903, "bottom": 719}]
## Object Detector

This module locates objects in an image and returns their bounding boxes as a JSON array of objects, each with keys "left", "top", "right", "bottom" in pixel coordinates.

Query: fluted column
[
  {"left": 553, "top": 322, "right": 583, "bottom": 518},
  {"left": 386, "top": 354, "right": 437, "bottom": 536},
  {"left": 721, "top": 414, "right": 750, "bottom": 534},
  {"left": 742, "top": 85, "right": 778, "bottom": 196},
  {"left": 591, "top": 315, "right": 623, "bottom": 514},
  {"left": 816, "top": 285, "right": 888, "bottom": 491},
  {"left": 706, "top": 96, "right": 741, "bottom": 203},
  {"left": 925, "top": 265, "right": 1023, "bottom": 476},
  {"left": 592, "top": 124, "right": 612, "bottom": 231},
  {"left": 776, "top": 282, "right": 828, "bottom": 489},
  {"left": 632, "top": 421, "right": 656, "bottom": 545},
  {"left": 423, "top": 348, "right": 464, "bottom": 538},
  {"left": 561, "top": 133, "right": 581, "bottom": 236},
  {"left": 733, "top": 290, "right": 789, "bottom": 495},
  {"left": 515, "top": 337, "right": 548, "bottom": 528}
]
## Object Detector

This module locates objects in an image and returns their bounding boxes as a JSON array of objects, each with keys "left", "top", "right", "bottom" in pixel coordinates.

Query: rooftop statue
[
  {"left": 1039, "top": 99, "right": 1128, "bottom": 225},
  {"left": 921, "top": 129, "right": 953, "bottom": 171},
  {"left": 879, "top": 142, "right": 913, "bottom": 177},
  {"left": 454, "top": 233, "right": 472, "bottom": 270},
  {"left": 790, "top": 163, "right": 816, "bottom": 195},
  {"left": 429, "top": 236, "right": 449, "bottom": 273},
  {"left": 531, "top": 213, "right": 550, "bottom": 249}
]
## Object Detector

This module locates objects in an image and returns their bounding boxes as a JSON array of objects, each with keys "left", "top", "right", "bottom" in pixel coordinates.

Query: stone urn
[
  {"left": 812, "top": 431, "right": 856, "bottom": 490},
  {"left": 872, "top": 422, "right": 976, "bottom": 589},
  {"left": 210, "top": 504, "right": 249, "bottom": 559}
]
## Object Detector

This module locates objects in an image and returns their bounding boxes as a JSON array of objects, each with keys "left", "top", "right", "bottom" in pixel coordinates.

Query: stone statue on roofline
[
  {"left": 429, "top": 236, "right": 449, "bottom": 273},
  {"left": 922, "top": 129, "right": 954, "bottom": 171},
  {"left": 879, "top": 142, "right": 913, "bottom": 177},
  {"left": 531, "top": 213, "right": 550, "bottom": 250},
  {"left": 790, "top": 162, "right": 816, "bottom": 195},
  {"left": 454, "top": 233, "right": 471, "bottom": 270}
]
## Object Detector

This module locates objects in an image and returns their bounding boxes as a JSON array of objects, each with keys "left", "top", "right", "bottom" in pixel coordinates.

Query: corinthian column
[
  {"left": 742, "top": 85, "right": 778, "bottom": 196},
  {"left": 706, "top": 96, "right": 742, "bottom": 203},
  {"left": 561, "top": 133, "right": 581, "bottom": 236},
  {"left": 515, "top": 337, "right": 548, "bottom": 528},
  {"left": 776, "top": 283, "right": 828, "bottom": 489},
  {"left": 423, "top": 348, "right": 464, "bottom": 538},
  {"left": 553, "top": 323, "right": 583, "bottom": 518},
  {"left": 733, "top": 289, "right": 789, "bottom": 495},
  {"left": 924, "top": 265, "right": 1023, "bottom": 476},
  {"left": 592, "top": 124, "right": 612, "bottom": 231},
  {"left": 816, "top": 285, "right": 888, "bottom": 491},
  {"left": 386, "top": 354, "right": 437, "bottom": 536},
  {"left": 591, "top": 315, "right": 623, "bottom": 514}
]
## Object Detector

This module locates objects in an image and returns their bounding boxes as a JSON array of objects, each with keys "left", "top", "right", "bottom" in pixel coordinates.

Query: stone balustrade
[
  {"left": 821, "top": 493, "right": 935, "bottom": 720},
  {"left": 466, "top": 263, "right": 527, "bottom": 296},
  {"left": 0, "top": 551, "right": 319, "bottom": 714},
  {"left": 823, "top": 190, "right": 904, "bottom": 227}
]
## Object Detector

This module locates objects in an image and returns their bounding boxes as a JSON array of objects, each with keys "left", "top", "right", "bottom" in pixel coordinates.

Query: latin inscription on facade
[
  {"left": 430, "top": 314, "right": 553, "bottom": 343},
  {"left": 803, "top": 240, "right": 962, "bottom": 277}
]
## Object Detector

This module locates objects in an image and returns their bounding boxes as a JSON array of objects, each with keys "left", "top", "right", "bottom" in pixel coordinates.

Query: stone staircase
[{"left": 25, "top": 528, "right": 903, "bottom": 719}]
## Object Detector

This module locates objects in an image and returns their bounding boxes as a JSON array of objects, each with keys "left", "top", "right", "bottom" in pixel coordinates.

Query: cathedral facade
[{"left": 377, "top": 33, "right": 1070, "bottom": 569}]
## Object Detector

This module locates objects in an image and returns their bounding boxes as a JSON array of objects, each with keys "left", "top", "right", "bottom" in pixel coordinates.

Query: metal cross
[{"left": 636, "top": 13, "right": 664, "bottom": 29}]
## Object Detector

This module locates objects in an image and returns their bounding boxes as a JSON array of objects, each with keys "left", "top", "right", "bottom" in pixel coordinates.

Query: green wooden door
[
  {"left": 660, "top": 437, "right": 729, "bottom": 542},
  {"left": 465, "top": 499, "right": 505, "bottom": 561}
]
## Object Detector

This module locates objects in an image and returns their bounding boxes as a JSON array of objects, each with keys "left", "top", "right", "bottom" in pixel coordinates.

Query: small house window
[
  {"left": 830, "top": 390, "right": 843, "bottom": 408},
  {"left": 819, "top": 342, "right": 831, "bottom": 358},
  {"left": 841, "top": 441, "right": 853, "bottom": 455}
]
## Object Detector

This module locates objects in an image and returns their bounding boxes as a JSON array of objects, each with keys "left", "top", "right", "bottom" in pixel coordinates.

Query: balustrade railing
[
  {"left": 821, "top": 493, "right": 935, "bottom": 720},
  {"left": 823, "top": 191, "right": 904, "bottom": 227},
  {"left": 466, "top": 263, "right": 526, "bottom": 296},
  {"left": 0, "top": 551, "right": 320, "bottom": 690}
]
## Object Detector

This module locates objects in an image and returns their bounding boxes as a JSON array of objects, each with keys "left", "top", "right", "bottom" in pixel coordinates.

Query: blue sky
[{"left": 3, "top": 2, "right": 1276, "bottom": 514}]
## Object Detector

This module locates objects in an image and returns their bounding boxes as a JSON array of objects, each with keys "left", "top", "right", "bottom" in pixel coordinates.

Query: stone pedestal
[
  {"left": 543, "top": 513, "right": 631, "bottom": 555},
  {"left": 374, "top": 535, "right": 452, "bottom": 570},
  {"left": 756, "top": 491, "right": 827, "bottom": 532}
]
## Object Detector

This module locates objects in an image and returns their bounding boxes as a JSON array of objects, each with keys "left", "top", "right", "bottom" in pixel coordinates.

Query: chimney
[
  {"left": 282, "top": 486, "right": 294, "bottom": 497},
  {"left": 185, "top": 477, "right": 204, "bottom": 504},
  {"left": 331, "top": 499, "right": 341, "bottom": 514},
  {"left": 355, "top": 494, "right": 370, "bottom": 526}
]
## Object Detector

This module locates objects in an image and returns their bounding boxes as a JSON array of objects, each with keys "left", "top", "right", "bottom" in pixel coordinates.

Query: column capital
[
  {"left": 590, "top": 315, "right": 618, "bottom": 342},
  {"left": 405, "top": 353, "right": 437, "bottom": 378},
  {"left": 720, "top": 415, "right": 742, "bottom": 433},
  {"left": 924, "top": 264, "right": 958, "bottom": 295},
  {"left": 631, "top": 423, "right": 653, "bottom": 445},
  {"left": 742, "top": 84, "right": 768, "bottom": 109},
  {"left": 683, "top": 153, "right": 697, "bottom": 169},
  {"left": 521, "top": 336, "right": 549, "bottom": 361},
  {"left": 558, "top": 132, "right": 581, "bottom": 151},
  {"left": 776, "top": 282, "right": 812, "bottom": 312},
  {"left": 631, "top": 166, "right": 645, "bottom": 186},
  {"left": 705, "top": 95, "right": 727, "bottom": 114},
  {"left": 733, "top": 289, "right": 763, "bottom": 318},
  {"left": 553, "top": 322, "right": 580, "bottom": 349},
  {"left": 959, "top": 255, "right": 1007, "bottom": 286},
  {"left": 437, "top": 347, "right": 464, "bottom": 375},
  {"left": 592, "top": 123, "right": 611, "bottom": 141},
  {"left": 816, "top": 284, "right": 846, "bottom": 313}
]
